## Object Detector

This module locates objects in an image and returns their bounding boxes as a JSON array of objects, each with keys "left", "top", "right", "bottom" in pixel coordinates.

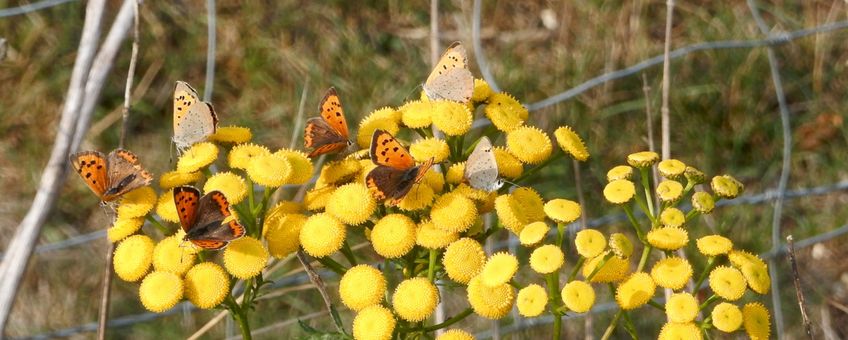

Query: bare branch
[
  {"left": 786, "top": 235, "right": 814, "bottom": 339},
  {"left": 295, "top": 250, "right": 344, "bottom": 334},
  {"left": 203, "top": 0, "right": 216, "bottom": 102}
]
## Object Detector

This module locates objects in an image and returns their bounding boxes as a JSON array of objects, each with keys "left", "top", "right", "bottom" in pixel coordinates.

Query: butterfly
[
  {"left": 173, "top": 81, "right": 218, "bottom": 153},
  {"left": 422, "top": 41, "right": 474, "bottom": 103},
  {"left": 464, "top": 136, "right": 505, "bottom": 192},
  {"left": 173, "top": 186, "right": 245, "bottom": 250},
  {"left": 366, "top": 129, "right": 434, "bottom": 205},
  {"left": 304, "top": 87, "right": 352, "bottom": 158},
  {"left": 69, "top": 149, "right": 153, "bottom": 202}
]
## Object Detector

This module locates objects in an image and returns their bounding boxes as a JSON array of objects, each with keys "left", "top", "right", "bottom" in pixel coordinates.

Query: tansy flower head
[
  {"left": 203, "top": 171, "right": 247, "bottom": 205},
  {"left": 223, "top": 237, "right": 269, "bottom": 279},
  {"left": 506, "top": 126, "right": 552, "bottom": 164},
  {"left": 660, "top": 207, "right": 685, "bottom": 228},
  {"left": 431, "top": 192, "right": 478, "bottom": 233},
  {"left": 152, "top": 234, "right": 195, "bottom": 275},
  {"left": 728, "top": 250, "right": 767, "bottom": 269},
  {"left": 107, "top": 217, "right": 144, "bottom": 242},
  {"left": 711, "top": 302, "right": 743, "bottom": 332},
  {"left": 340, "top": 264, "right": 387, "bottom": 311},
  {"left": 711, "top": 174, "right": 744, "bottom": 199},
  {"left": 583, "top": 251, "right": 630, "bottom": 283},
  {"left": 554, "top": 126, "right": 589, "bottom": 161},
  {"left": 529, "top": 244, "right": 564, "bottom": 274},
  {"left": 516, "top": 284, "right": 547, "bottom": 317},
  {"left": 300, "top": 213, "right": 346, "bottom": 257},
  {"left": 658, "top": 323, "right": 701, "bottom": 340},
  {"left": 159, "top": 170, "right": 203, "bottom": 190},
  {"left": 352, "top": 305, "right": 396, "bottom": 340},
  {"left": 432, "top": 100, "right": 473, "bottom": 136},
  {"left": 495, "top": 194, "right": 527, "bottom": 234},
  {"left": 393, "top": 277, "right": 440, "bottom": 322},
  {"left": 709, "top": 266, "right": 747, "bottom": 301},
  {"left": 665, "top": 293, "right": 698, "bottom": 323},
  {"left": 113, "top": 235, "right": 154, "bottom": 282},
  {"left": 481, "top": 252, "right": 519, "bottom": 287},
  {"left": 445, "top": 162, "right": 465, "bottom": 184},
  {"left": 371, "top": 214, "right": 416, "bottom": 258},
  {"left": 396, "top": 184, "right": 435, "bottom": 211},
  {"left": 484, "top": 93, "right": 527, "bottom": 132},
  {"left": 743, "top": 302, "right": 771, "bottom": 339},
  {"left": 452, "top": 183, "right": 489, "bottom": 201},
  {"left": 692, "top": 191, "right": 715, "bottom": 214},
  {"left": 608, "top": 233, "right": 633, "bottom": 258},
  {"left": 184, "top": 262, "right": 229, "bottom": 309},
  {"left": 305, "top": 185, "right": 336, "bottom": 211},
  {"left": 492, "top": 147, "right": 523, "bottom": 179},
  {"left": 272, "top": 149, "right": 313, "bottom": 185},
  {"left": 519, "top": 221, "right": 549, "bottom": 247},
  {"left": 117, "top": 187, "right": 156, "bottom": 218},
  {"left": 512, "top": 187, "right": 546, "bottom": 222},
  {"left": 264, "top": 213, "right": 307, "bottom": 258},
  {"left": 209, "top": 125, "right": 252, "bottom": 144},
  {"left": 177, "top": 142, "right": 218, "bottom": 173},
  {"left": 326, "top": 183, "right": 376, "bottom": 225},
  {"left": 656, "top": 180, "right": 684, "bottom": 202},
  {"left": 650, "top": 256, "right": 693, "bottom": 290},
  {"left": 740, "top": 262, "right": 771, "bottom": 295},
  {"left": 246, "top": 154, "right": 292, "bottom": 187},
  {"left": 228, "top": 143, "right": 270, "bottom": 169},
  {"left": 317, "top": 159, "right": 362, "bottom": 187},
  {"left": 399, "top": 100, "right": 434, "bottom": 129},
  {"left": 443, "top": 238, "right": 486, "bottom": 284},
  {"left": 139, "top": 271, "right": 183, "bottom": 312},
  {"left": 467, "top": 275, "right": 515, "bottom": 319},
  {"left": 416, "top": 220, "right": 458, "bottom": 249},
  {"left": 561, "top": 280, "right": 595, "bottom": 313},
  {"left": 647, "top": 227, "right": 689, "bottom": 251},
  {"left": 604, "top": 179, "right": 636, "bottom": 204},
  {"left": 615, "top": 272, "right": 656, "bottom": 310},
  {"left": 575, "top": 229, "right": 606, "bottom": 258},
  {"left": 422, "top": 169, "right": 445, "bottom": 193},
  {"left": 684, "top": 166, "right": 706, "bottom": 184},
  {"left": 264, "top": 200, "right": 304, "bottom": 228},
  {"left": 358, "top": 110, "right": 401, "bottom": 148},
  {"left": 544, "top": 198, "right": 581, "bottom": 224},
  {"left": 472, "top": 78, "right": 493, "bottom": 102},
  {"left": 626, "top": 151, "right": 659, "bottom": 168},
  {"left": 696, "top": 235, "right": 732, "bottom": 256},
  {"left": 437, "top": 329, "right": 475, "bottom": 340},
  {"left": 658, "top": 159, "right": 686, "bottom": 179},
  {"left": 410, "top": 138, "right": 450, "bottom": 163},
  {"left": 607, "top": 165, "right": 634, "bottom": 182}
]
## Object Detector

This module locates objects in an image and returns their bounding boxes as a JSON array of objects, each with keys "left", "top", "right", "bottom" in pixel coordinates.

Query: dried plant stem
[
  {"left": 296, "top": 250, "right": 344, "bottom": 333},
  {"left": 660, "top": 0, "right": 674, "bottom": 160},
  {"left": 786, "top": 235, "right": 813, "bottom": 339}
]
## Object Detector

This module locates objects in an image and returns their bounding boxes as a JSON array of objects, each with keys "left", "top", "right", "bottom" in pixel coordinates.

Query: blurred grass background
[{"left": 1, "top": 0, "right": 847, "bottom": 338}]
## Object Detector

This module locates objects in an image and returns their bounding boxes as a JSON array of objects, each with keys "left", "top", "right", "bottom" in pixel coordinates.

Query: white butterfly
[
  {"left": 423, "top": 41, "right": 474, "bottom": 103},
  {"left": 172, "top": 81, "right": 217, "bottom": 153},
  {"left": 464, "top": 136, "right": 505, "bottom": 192}
]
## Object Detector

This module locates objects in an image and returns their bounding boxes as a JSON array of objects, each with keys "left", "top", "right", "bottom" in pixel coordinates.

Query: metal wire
[{"left": 0, "top": 0, "right": 76, "bottom": 18}]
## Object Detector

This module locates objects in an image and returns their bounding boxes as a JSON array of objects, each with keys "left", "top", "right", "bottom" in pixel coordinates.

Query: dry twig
[{"left": 786, "top": 236, "right": 814, "bottom": 339}]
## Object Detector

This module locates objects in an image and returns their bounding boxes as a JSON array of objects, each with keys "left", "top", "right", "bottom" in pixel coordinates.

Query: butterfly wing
[
  {"left": 174, "top": 186, "right": 201, "bottom": 233},
  {"left": 423, "top": 41, "right": 474, "bottom": 103},
  {"left": 319, "top": 87, "right": 349, "bottom": 139},
  {"left": 304, "top": 117, "right": 348, "bottom": 158},
  {"left": 369, "top": 129, "right": 415, "bottom": 170},
  {"left": 185, "top": 190, "right": 245, "bottom": 249},
  {"left": 70, "top": 151, "right": 109, "bottom": 200},
  {"left": 366, "top": 166, "right": 408, "bottom": 202},
  {"left": 173, "top": 81, "right": 218, "bottom": 151},
  {"left": 103, "top": 149, "right": 153, "bottom": 201},
  {"left": 465, "top": 137, "right": 500, "bottom": 192}
]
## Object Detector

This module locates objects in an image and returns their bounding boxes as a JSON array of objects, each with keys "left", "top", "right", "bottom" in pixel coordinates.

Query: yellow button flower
[
  {"left": 740, "top": 262, "right": 770, "bottom": 295},
  {"left": 615, "top": 272, "right": 655, "bottom": 310},
  {"left": 709, "top": 266, "right": 746, "bottom": 301},
  {"left": 494, "top": 194, "right": 527, "bottom": 234},
  {"left": 513, "top": 187, "right": 545, "bottom": 222},
  {"left": 399, "top": 100, "right": 434, "bottom": 129},
  {"left": 113, "top": 234, "right": 154, "bottom": 282},
  {"left": 543, "top": 198, "right": 581, "bottom": 224},
  {"left": 371, "top": 214, "right": 416, "bottom": 258},
  {"left": 272, "top": 149, "right": 313, "bottom": 185},
  {"left": 107, "top": 217, "right": 144, "bottom": 243},
  {"left": 471, "top": 78, "right": 492, "bottom": 102},
  {"left": 358, "top": 112, "right": 401, "bottom": 149},
  {"left": 626, "top": 151, "right": 659, "bottom": 168},
  {"left": 742, "top": 302, "right": 771, "bottom": 340},
  {"left": 481, "top": 252, "right": 519, "bottom": 287},
  {"left": 711, "top": 302, "right": 743, "bottom": 332},
  {"left": 263, "top": 200, "right": 304, "bottom": 230},
  {"left": 647, "top": 227, "right": 689, "bottom": 251},
  {"left": 422, "top": 169, "right": 445, "bottom": 193},
  {"left": 445, "top": 162, "right": 465, "bottom": 184},
  {"left": 665, "top": 292, "right": 698, "bottom": 323},
  {"left": 529, "top": 244, "right": 564, "bottom": 274},
  {"left": 300, "top": 213, "right": 346, "bottom": 257},
  {"left": 159, "top": 170, "right": 203, "bottom": 190},
  {"left": 410, "top": 138, "right": 450, "bottom": 164},
  {"left": 691, "top": 191, "right": 715, "bottom": 214},
  {"left": 432, "top": 101, "right": 472, "bottom": 136},
  {"left": 184, "top": 262, "right": 229, "bottom": 309},
  {"left": 339, "top": 264, "right": 386, "bottom": 311},
  {"left": 650, "top": 256, "right": 693, "bottom": 290},
  {"left": 352, "top": 305, "right": 396, "bottom": 340},
  {"left": 658, "top": 322, "right": 701, "bottom": 340},
  {"left": 208, "top": 125, "right": 252, "bottom": 144},
  {"left": 696, "top": 235, "right": 732, "bottom": 256},
  {"left": 152, "top": 234, "right": 195, "bottom": 275},
  {"left": 554, "top": 126, "right": 589, "bottom": 161},
  {"left": 228, "top": 143, "right": 270, "bottom": 170},
  {"left": 604, "top": 179, "right": 635, "bottom": 204},
  {"left": 431, "top": 192, "right": 478, "bottom": 233},
  {"left": 519, "top": 221, "right": 549, "bottom": 247},
  {"left": 506, "top": 126, "right": 552, "bottom": 164},
  {"left": 493, "top": 147, "right": 523, "bottom": 179},
  {"left": 561, "top": 280, "right": 595, "bottom": 313},
  {"left": 728, "top": 250, "right": 767, "bottom": 269},
  {"left": 177, "top": 142, "right": 218, "bottom": 173},
  {"left": 658, "top": 159, "right": 686, "bottom": 179},
  {"left": 317, "top": 158, "right": 362, "bottom": 187},
  {"left": 416, "top": 220, "right": 458, "bottom": 249},
  {"left": 203, "top": 171, "right": 247, "bottom": 205},
  {"left": 223, "top": 237, "right": 269, "bottom": 279},
  {"left": 516, "top": 284, "right": 547, "bottom": 317},
  {"left": 467, "top": 275, "right": 514, "bottom": 319},
  {"left": 574, "top": 229, "right": 606, "bottom": 258},
  {"left": 246, "top": 154, "right": 292, "bottom": 187},
  {"left": 326, "top": 183, "right": 376, "bottom": 226},
  {"left": 608, "top": 233, "right": 633, "bottom": 258},
  {"left": 684, "top": 166, "right": 706, "bottom": 184},
  {"left": 484, "top": 93, "right": 526, "bottom": 132},
  {"left": 117, "top": 187, "right": 156, "bottom": 219},
  {"left": 659, "top": 207, "right": 685, "bottom": 228},
  {"left": 443, "top": 238, "right": 486, "bottom": 284},
  {"left": 139, "top": 271, "right": 184, "bottom": 312},
  {"left": 396, "top": 184, "right": 435, "bottom": 211},
  {"left": 711, "top": 174, "right": 744, "bottom": 199},
  {"left": 656, "top": 180, "right": 684, "bottom": 202},
  {"left": 305, "top": 185, "right": 336, "bottom": 211},
  {"left": 393, "top": 277, "right": 439, "bottom": 322},
  {"left": 583, "top": 251, "right": 630, "bottom": 283},
  {"left": 265, "top": 213, "right": 307, "bottom": 258}
]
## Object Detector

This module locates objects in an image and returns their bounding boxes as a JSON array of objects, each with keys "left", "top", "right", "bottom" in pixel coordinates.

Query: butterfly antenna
[
  {"left": 169, "top": 140, "right": 174, "bottom": 165},
  {"left": 500, "top": 179, "right": 521, "bottom": 188},
  {"left": 402, "top": 84, "right": 425, "bottom": 103}
]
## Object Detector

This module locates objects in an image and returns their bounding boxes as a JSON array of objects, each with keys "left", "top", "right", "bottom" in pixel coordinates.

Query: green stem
[
  {"left": 621, "top": 311, "right": 638, "bottom": 339},
  {"left": 340, "top": 240, "right": 358, "bottom": 266},
  {"left": 427, "top": 249, "right": 437, "bottom": 282},
  {"left": 685, "top": 208, "right": 701, "bottom": 222},
  {"left": 639, "top": 168, "right": 656, "bottom": 218},
  {"left": 420, "top": 308, "right": 473, "bottom": 332},
  {"left": 316, "top": 256, "right": 347, "bottom": 275},
  {"left": 586, "top": 252, "right": 614, "bottom": 282},
  {"left": 145, "top": 215, "right": 169, "bottom": 235},
  {"left": 509, "top": 151, "right": 565, "bottom": 187},
  {"left": 647, "top": 299, "right": 665, "bottom": 311},
  {"left": 601, "top": 311, "right": 623, "bottom": 340},
  {"left": 698, "top": 294, "right": 720, "bottom": 312},
  {"left": 545, "top": 272, "right": 562, "bottom": 339},
  {"left": 693, "top": 257, "right": 717, "bottom": 293},
  {"left": 224, "top": 296, "right": 252, "bottom": 340},
  {"left": 636, "top": 245, "right": 653, "bottom": 272},
  {"left": 568, "top": 257, "right": 586, "bottom": 282},
  {"left": 246, "top": 176, "right": 256, "bottom": 216},
  {"left": 556, "top": 223, "right": 566, "bottom": 248},
  {"left": 621, "top": 205, "right": 645, "bottom": 241}
]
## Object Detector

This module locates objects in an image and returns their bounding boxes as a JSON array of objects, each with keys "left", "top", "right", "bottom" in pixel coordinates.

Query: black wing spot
[
  {"left": 92, "top": 180, "right": 97, "bottom": 184},
  {"left": 181, "top": 207, "right": 186, "bottom": 212},
  {"left": 85, "top": 173, "right": 92, "bottom": 178},
  {"left": 393, "top": 147, "right": 399, "bottom": 152}
]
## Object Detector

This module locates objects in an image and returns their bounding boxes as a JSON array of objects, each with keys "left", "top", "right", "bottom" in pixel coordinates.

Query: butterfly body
[
  {"left": 70, "top": 149, "right": 153, "bottom": 202},
  {"left": 366, "top": 129, "right": 434, "bottom": 205},
  {"left": 422, "top": 41, "right": 474, "bottom": 103},
  {"left": 173, "top": 186, "right": 245, "bottom": 250},
  {"left": 173, "top": 81, "right": 218, "bottom": 153},
  {"left": 464, "top": 136, "right": 504, "bottom": 192},
  {"left": 304, "top": 87, "right": 352, "bottom": 158}
]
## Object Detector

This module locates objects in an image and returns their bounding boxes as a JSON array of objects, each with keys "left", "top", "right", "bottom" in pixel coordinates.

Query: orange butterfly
[
  {"left": 304, "top": 87, "right": 352, "bottom": 158},
  {"left": 69, "top": 149, "right": 153, "bottom": 202},
  {"left": 173, "top": 186, "right": 245, "bottom": 250},
  {"left": 366, "top": 129, "right": 434, "bottom": 205}
]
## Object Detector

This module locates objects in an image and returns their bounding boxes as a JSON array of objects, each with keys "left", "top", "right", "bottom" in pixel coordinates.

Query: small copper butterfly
[
  {"left": 422, "top": 41, "right": 474, "bottom": 103},
  {"left": 366, "top": 129, "right": 434, "bottom": 205},
  {"left": 173, "top": 81, "right": 218, "bottom": 153},
  {"left": 173, "top": 186, "right": 245, "bottom": 250},
  {"left": 304, "top": 87, "right": 352, "bottom": 158},
  {"left": 69, "top": 149, "right": 153, "bottom": 202},
  {"left": 464, "top": 137, "right": 504, "bottom": 192}
]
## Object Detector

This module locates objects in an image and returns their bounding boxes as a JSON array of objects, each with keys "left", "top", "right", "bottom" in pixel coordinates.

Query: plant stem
[
  {"left": 145, "top": 215, "right": 169, "bottom": 235},
  {"left": 621, "top": 205, "right": 645, "bottom": 241},
  {"left": 316, "top": 256, "right": 347, "bottom": 275},
  {"left": 510, "top": 151, "right": 565, "bottom": 186},
  {"left": 420, "top": 308, "right": 473, "bottom": 332},
  {"left": 601, "top": 311, "right": 623, "bottom": 340},
  {"left": 637, "top": 245, "right": 653, "bottom": 272},
  {"left": 427, "top": 249, "right": 437, "bottom": 282},
  {"left": 698, "top": 294, "right": 719, "bottom": 312},
  {"left": 225, "top": 295, "right": 252, "bottom": 340},
  {"left": 545, "top": 272, "right": 562, "bottom": 339},
  {"left": 340, "top": 240, "right": 358, "bottom": 266},
  {"left": 246, "top": 176, "right": 256, "bottom": 216},
  {"left": 647, "top": 299, "right": 665, "bottom": 311},
  {"left": 639, "top": 168, "right": 656, "bottom": 218},
  {"left": 586, "top": 252, "right": 614, "bottom": 282},
  {"left": 556, "top": 222, "right": 566, "bottom": 248},
  {"left": 568, "top": 257, "right": 586, "bottom": 282},
  {"left": 693, "top": 257, "right": 717, "bottom": 293}
]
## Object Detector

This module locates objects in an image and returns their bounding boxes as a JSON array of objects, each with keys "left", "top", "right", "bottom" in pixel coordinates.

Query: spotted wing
[
  {"left": 319, "top": 87, "right": 349, "bottom": 139},
  {"left": 185, "top": 190, "right": 245, "bottom": 249},
  {"left": 304, "top": 117, "right": 348, "bottom": 158},
  {"left": 366, "top": 165, "right": 408, "bottom": 202},
  {"left": 174, "top": 186, "right": 201, "bottom": 233},
  {"left": 103, "top": 149, "right": 153, "bottom": 201},
  {"left": 173, "top": 81, "right": 218, "bottom": 151},
  {"left": 423, "top": 42, "right": 473, "bottom": 103},
  {"left": 69, "top": 151, "right": 109, "bottom": 200},
  {"left": 465, "top": 137, "right": 500, "bottom": 191},
  {"left": 369, "top": 129, "right": 414, "bottom": 170}
]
